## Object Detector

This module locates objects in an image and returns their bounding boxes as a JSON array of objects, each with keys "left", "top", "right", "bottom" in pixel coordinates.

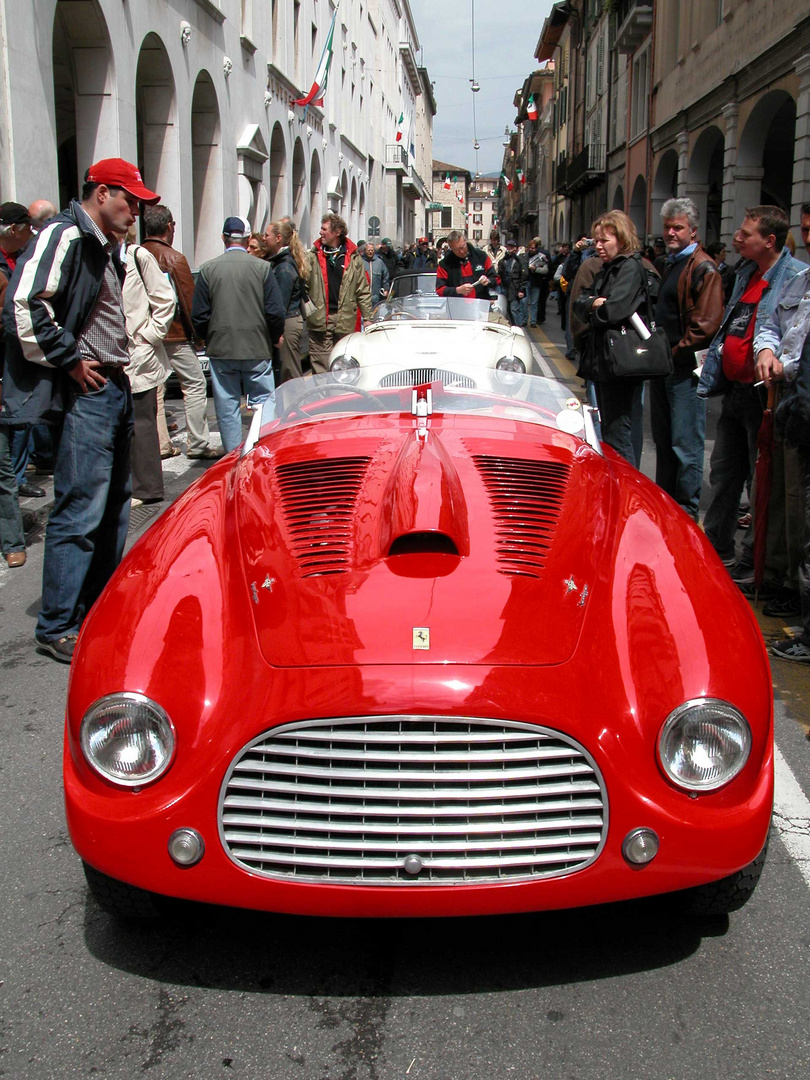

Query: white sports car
[{"left": 329, "top": 294, "right": 538, "bottom": 379}]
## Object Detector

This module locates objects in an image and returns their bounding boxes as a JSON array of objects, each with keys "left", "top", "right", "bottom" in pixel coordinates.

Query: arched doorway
[
  {"left": 191, "top": 71, "right": 222, "bottom": 266},
  {"left": 270, "top": 123, "right": 287, "bottom": 220},
  {"left": 612, "top": 185, "right": 624, "bottom": 211},
  {"left": 629, "top": 174, "right": 647, "bottom": 239},
  {"left": 52, "top": 0, "right": 116, "bottom": 206},
  {"left": 291, "top": 138, "right": 307, "bottom": 235},
  {"left": 687, "top": 126, "right": 724, "bottom": 244},
  {"left": 350, "top": 177, "right": 358, "bottom": 238},
  {"left": 736, "top": 90, "right": 797, "bottom": 227},
  {"left": 309, "top": 151, "right": 322, "bottom": 243},
  {"left": 136, "top": 34, "right": 180, "bottom": 237},
  {"left": 652, "top": 149, "right": 678, "bottom": 235}
]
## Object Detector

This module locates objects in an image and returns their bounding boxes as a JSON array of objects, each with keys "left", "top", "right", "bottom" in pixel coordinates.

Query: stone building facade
[
  {"left": 429, "top": 160, "right": 471, "bottom": 238},
  {"left": 0, "top": 0, "right": 434, "bottom": 264}
]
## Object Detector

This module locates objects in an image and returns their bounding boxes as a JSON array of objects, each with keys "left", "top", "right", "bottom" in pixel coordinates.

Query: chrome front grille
[
  {"left": 378, "top": 368, "right": 476, "bottom": 389},
  {"left": 219, "top": 716, "right": 607, "bottom": 885}
]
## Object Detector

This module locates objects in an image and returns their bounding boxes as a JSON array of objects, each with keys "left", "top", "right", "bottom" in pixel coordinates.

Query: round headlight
[
  {"left": 329, "top": 355, "right": 361, "bottom": 383},
  {"left": 658, "top": 698, "right": 751, "bottom": 792},
  {"left": 80, "top": 692, "right": 175, "bottom": 787},
  {"left": 496, "top": 356, "right": 526, "bottom": 374}
]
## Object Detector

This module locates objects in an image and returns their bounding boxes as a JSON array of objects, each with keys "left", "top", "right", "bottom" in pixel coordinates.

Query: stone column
[
  {"left": 721, "top": 102, "right": 739, "bottom": 244},
  {"left": 676, "top": 130, "right": 689, "bottom": 196},
  {"left": 790, "top": 53, "right": 810, "bottom": 261}
]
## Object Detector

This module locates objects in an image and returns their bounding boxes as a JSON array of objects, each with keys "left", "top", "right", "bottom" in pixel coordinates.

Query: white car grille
[
  {"left": 378, "top": 368, "right": 476, "bottom": 389},
  {"left": 219, "top": 716, "right": 607, "bottom": 885}
]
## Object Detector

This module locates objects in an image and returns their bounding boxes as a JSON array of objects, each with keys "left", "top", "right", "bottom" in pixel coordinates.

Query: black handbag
[{"left": 604, "top": 262, "right": 673, "bottom": 378}]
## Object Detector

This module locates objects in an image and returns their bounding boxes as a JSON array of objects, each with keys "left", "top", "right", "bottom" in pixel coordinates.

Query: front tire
[
  {"left": 83, "top": 861, "right": 160, "bottom": 920},
  {"left": 682, "top": 843, "right": 768, "bottom": 916}
]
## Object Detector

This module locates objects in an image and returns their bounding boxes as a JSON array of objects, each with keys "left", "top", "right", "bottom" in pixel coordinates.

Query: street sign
[
  {"left": 427, "top": 202, "right": 443, "bottom": 211},
  {"left": 368, "top": 215, "right": 380, "bottom": 236}
]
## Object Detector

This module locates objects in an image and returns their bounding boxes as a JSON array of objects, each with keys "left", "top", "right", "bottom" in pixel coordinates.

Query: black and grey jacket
[
  {"left": 0, "top": 201, "right": 124, "bottom": 425},
  {"left": 269, "top": 247, "right": 304, "bottom": 319}
]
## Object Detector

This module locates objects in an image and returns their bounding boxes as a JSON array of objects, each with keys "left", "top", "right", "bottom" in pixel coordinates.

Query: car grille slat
[
  {"left": 275, "top": 456, "right": 370, "bottom": 577},
  {"left": 219, "top": 716, "right": 608, "bottom": 884},
  {"left": 472, "top": 456, "right": 571, "bottom": 579},
  {"left": 378, "top": 367, "right": 476, "bottom": 389}
]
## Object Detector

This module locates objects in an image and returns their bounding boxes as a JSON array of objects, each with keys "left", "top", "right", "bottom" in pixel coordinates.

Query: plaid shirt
[{"left": 75, "top": 206, "right": 129, "bottom": 367}]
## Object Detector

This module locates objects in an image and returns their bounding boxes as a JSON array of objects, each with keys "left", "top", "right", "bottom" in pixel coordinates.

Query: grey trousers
[{"left": 164, "top": 340, "right": 211, "bottom": 454}]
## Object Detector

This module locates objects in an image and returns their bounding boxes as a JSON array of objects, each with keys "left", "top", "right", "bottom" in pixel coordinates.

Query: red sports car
[{"left": 64, "top": 364, "right": 773, "bottom": 920}]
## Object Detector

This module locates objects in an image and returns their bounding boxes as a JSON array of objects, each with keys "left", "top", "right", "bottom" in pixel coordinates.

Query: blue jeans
[
  {"left": 10, "top": 424, "right": 32, "bottom": 487},
  {"left": 210, "top": 358, "right": 276, "bottom": 454},
  {"left": 703, "top": 383, "right": 763, "bottom": 562},
  {"left": 509, "top": 296, "right": 528, "bottom": 327},
  {"left": 36, "top": 373, "right": 133, "bottom": 641},
  {"left": 649, "top": 371, "right": 706, "bottom": 520},
  {"left": 0, "top": 424, "right": 25, "bottom": 555}
]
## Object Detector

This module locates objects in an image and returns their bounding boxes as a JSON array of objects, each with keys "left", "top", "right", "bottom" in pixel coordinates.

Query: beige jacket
[{"left": 123, "top": 245, "right": 175, "bottom": 393}]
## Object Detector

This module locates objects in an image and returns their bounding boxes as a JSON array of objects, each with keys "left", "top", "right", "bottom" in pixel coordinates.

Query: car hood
[
  {"left": 341, "top": 321, "right": 530, "bottom": 369},
  {"left": 235, "top": 414, "right": 611, "bottom": 667}
]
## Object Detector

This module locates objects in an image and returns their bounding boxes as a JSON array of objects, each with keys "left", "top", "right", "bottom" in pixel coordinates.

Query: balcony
[
  {"left": 384, "top": 144, "right": 409, "bottom": 173},
  {"left": 554, "top": 156, "right": 568, "bottom": 194},
  {"left": 564, "top": 143, "right": 605, "bottom": 194},
  {"left": 615, "top": 2, "right": 653, "bottom": 54},
  {"left": 403, "top": 163, "right": 428, "bottom": 199}
]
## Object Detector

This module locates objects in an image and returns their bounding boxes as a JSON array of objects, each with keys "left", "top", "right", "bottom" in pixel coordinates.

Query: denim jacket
[
  {"left": 696, "top": 247, "right": 806, "bottom": 398},
  {"left": 753, "top": 266, "right": 810, "bottom": 446}
]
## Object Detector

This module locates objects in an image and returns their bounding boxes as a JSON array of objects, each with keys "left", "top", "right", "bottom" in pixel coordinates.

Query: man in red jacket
[{"left": 435, "top": 231, "right": 497, "bottom": 300}]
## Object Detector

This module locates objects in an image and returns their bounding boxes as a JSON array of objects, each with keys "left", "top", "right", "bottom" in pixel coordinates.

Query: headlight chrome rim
[
  {"left": 330, "top": 355, "right": 361, "bottom": 383},
  {"left": 496, "top": 356, "right": 526, "bottom": 374},
  {"left": 80, "top": 692, "right": 176, "bottom": 788},
  {"left": 657, "top": 697, "right": 751, "bottom": 792}
]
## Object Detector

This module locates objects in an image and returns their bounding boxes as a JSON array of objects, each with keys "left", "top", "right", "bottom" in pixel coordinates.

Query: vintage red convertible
[{"left": 64, "top": 363, "right": 773, "bottom": 919}]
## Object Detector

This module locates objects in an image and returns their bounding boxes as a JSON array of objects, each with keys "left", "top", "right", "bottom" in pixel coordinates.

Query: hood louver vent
[
  {"left": 275, "top": 456, "right": 371, "bottom": 576},
  {"left": 473, "top": 456, "right": 570, "bottom": 578}
]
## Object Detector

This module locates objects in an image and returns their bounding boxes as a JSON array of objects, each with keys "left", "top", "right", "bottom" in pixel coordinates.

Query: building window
[
  {"left": 294, "top": 1, "right": 301, "bottom": 79},
  {"left": 473, "top": 214, "right": 482, "bottom": 224},
  {"left": 630, "top": 47, "right": 649, "bottom": 140},
  {"left": 473, "top": 201, "right": 482, "bottom": 211},
  {"left": 473, "top": 230, "right": 483, "bottom": 240},
  {"left": 441, "top": 206, "right": 452, "bottom": 229}
]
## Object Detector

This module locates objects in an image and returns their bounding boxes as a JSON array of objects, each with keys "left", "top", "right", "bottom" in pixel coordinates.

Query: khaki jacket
[
  {"left": 123, "top": 245, "right": 175, "bottom": 393},
  {"left": 306, "top": 239, "right": 372, "bottom": 335}
]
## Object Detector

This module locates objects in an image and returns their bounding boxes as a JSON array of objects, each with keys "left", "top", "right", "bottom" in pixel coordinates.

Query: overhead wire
[{"left": 471, "top": 0, "right": 480, "bottom": 175}]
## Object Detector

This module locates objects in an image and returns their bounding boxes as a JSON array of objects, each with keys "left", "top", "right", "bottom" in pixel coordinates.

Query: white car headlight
[
  {"left": 329, "top": 355, "right": 361, "bottom": 383},
  {"left": 658, "top": 698, "right": 751, "bottom": 792},
  {"left": 80, "top": 692, "right": 175, "bottom": 787},
  {"left": 496, "top": 356, "right": 526, "bottom": 374}
]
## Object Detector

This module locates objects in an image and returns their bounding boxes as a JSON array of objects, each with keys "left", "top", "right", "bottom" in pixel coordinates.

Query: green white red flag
[
  {"left": 396, "top": 113, "right": 404, "bottom": 142},
  {"left": 294, "top": 6, "right": 337, "bottom": 107},
  {"left": 527, "top": 94, "right": 538, "bottom": 121}
]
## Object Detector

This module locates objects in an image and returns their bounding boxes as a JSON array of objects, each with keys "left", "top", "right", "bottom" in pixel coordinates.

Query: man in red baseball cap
[{"left": 0, "top": 156, "right": 161, "bottom": 662}]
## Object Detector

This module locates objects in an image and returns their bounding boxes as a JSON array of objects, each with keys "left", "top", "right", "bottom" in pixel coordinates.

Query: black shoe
[
  {"left": 770, "top": 637, "right": 810, "bottom": 663},
  {"left": 763, "top": 589, "right": 802, "bottom": 617},
  {"left": 35, "top": 633, "right": 78, "bottom": 663},
  {"left": 737, "top": 578, "right": 778, "bottom": 599},
  {"left": 18, "top": 482, "right": 46, "bottom": 498}
]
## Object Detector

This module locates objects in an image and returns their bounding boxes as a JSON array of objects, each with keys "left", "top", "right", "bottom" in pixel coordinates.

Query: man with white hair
[
  {"left": 191, "top": 215, "right": 285, "bottom": 453},
  {"left": 651, "top": 196, "right": 724, "bottom": 520}
]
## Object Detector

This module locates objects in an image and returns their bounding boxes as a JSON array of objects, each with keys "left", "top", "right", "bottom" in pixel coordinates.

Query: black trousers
[{"left": 131, "top": 386, "right": 163, "bottom": 501}]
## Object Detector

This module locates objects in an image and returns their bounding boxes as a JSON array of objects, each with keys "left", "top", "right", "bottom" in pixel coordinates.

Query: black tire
[
  {"left": 682, "top": 842, "right": 768, "bottom": 916},
  {"left": 83, "top": 861, "right": 161, "bottom": 920}
]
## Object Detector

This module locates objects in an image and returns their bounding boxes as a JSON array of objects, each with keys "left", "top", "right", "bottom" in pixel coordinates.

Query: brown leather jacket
[
  {"left": 141, "top": 236, "right": 200, "bottom": 345},
  {"left": 672, "top": 244, "right": 724, "bottom": 370}
]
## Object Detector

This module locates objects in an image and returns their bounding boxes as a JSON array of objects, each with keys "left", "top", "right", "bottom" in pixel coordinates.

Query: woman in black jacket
[
  {"left": 264, "top": 219, "right": 309, "bottom": 383},
  {"left": 573, "top": 211, "right": 653, "bottom": 466}
]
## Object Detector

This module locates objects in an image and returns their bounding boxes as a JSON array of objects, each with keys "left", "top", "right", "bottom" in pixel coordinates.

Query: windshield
[
  {"left": 388, "top": 274, "right": 437, "bottom": 298},
  {"left": 375, "top": 295, "right": 505, "bottom": 324},
  {"left": 243, "top": 363, "right": 598, "bottom": 452}
]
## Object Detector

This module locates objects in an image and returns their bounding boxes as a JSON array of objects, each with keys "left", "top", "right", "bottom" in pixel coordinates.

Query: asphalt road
[{"left": 1, "top": 380, "right": 809, "bottom": 1079}]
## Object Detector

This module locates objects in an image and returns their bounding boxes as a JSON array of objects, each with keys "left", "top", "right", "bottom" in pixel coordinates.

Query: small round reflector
[
  {"left": 622, "top": 828, "right": 660, "bottom": 866},
  {"left": 168, "top": 828, "right": 205, "bottom": 867}
]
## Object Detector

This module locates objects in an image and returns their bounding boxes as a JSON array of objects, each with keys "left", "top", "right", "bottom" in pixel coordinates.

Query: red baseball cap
[{"left": 85, "top": 158, "right": 160, "bottom": 204}]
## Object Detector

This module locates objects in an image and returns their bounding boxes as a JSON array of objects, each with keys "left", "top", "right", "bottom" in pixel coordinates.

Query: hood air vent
[
  {"left": 473, "top": 456, "right": 570, "bottom": 578},
  {"left": 275, "top": 456, "right": 371, "bottom": 576}
]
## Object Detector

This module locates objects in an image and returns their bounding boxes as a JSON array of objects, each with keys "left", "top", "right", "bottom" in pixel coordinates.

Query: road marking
[{"left": 774, "top": 742, "right": 810, "bottom": 889}]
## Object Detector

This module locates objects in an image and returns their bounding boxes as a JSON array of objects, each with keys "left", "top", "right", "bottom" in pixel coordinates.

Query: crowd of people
[{"left": 2, "top": 151, "right": 810, "bottom": 669}]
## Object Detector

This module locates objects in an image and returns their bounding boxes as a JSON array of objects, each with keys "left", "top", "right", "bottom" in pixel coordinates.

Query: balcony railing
[
  {"left": 564, "top": 143, "right": 605, "bottom": 193},
  {"left": 615, "top": 2, "right": 653, "bottom": 54},
  {"left": 384, "top": 144, "right": 409, "bottom": 172}
]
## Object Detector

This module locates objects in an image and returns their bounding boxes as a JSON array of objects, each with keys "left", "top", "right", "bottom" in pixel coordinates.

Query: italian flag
[
  {"left": 527, "top": 93, "right": 538, "bottom": 121},
  {"left": 443, "top": 174, "right": 452, "bottom": 190},
  {"left": 294, "top": 6, "right": 337, "bottom": 107},
  {"left": 396, "top": 113, "right": 404, "bottom": 142},
  {"left": 501, "top": 171, "right": 513, "bottom": 191},
  {"left": 517, "top": 167, "right": 526, "bottom": 185}
]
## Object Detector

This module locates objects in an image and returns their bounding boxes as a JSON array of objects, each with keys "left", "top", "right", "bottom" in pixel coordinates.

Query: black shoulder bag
[{"left": 604, "top": 260, "right": 673, "bottom": 378}]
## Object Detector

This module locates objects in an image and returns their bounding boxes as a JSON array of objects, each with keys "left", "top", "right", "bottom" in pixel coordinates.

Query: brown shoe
[
  {"left": 5, "top": 551, "right": 26, "bottom": 568},
  {"left": 160, "top": 446, "right": 181, "bottom": 459}
]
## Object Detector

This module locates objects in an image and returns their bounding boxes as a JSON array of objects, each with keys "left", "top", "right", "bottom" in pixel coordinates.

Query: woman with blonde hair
[
  {"left": 247, "top": 232, "right": 269, "bottom": 258},
  {"left": 573, "top": 210, "right": 660, "bottom": 465},
  {"left": 263, "top": 218, "right": 310, "bottom": 382}
]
